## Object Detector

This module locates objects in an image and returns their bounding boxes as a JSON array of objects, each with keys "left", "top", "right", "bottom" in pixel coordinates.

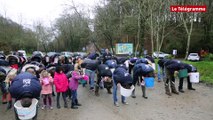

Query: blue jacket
[
  {"left": 183, "top": 63, "right": 197, "bottom": 72},
  {"left": 105, "top": 60, "right": 117, "bottom": 68},
  {"left": 62, "top": 64, "right": 74, "bottom": 74},
  {"left": 135, "top": 58, "right": 149, "bottom": 65},
  {"left": 129, "top": 57, "right": 138, "bottom": 64},
  {"left": 0, "top": 59, "right": 9, "bottom": 66},
  {"left": 97, "top": 64, "right": 112, "bottom": 77},
  {"left": 113, "top": 67, "right": 133, "bottom": 85},
  {"left": 166, "top": 62, "right": 185, "bottom": 73},
  {"left": 145, "top": 55, "right": 155, "bottom": 63},
  {"left": 9, "top": 72, "right": 41, "bottom": 100},
  {"left": 158, "top": 59, "right": 169, "bottom": 68},
  {"left": 83, "top": 59, "right": 99, "bottom": 71},
  {"left": 88, "top": 52, "right": 99, "bottom": 60},
  {"left": 164, "top": 59, "right": 181, "bottom": 67},
  {"left": 0, "top": 67, "right": 6, "bottom": 75},
  {"left": 133, "top": 63, "right": 154, "bottom": 76},
  {"left": 117, "top": 57, "right": 127, "bottom": 64}
]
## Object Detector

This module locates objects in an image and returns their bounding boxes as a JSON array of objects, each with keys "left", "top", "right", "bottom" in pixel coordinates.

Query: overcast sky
[{"left": 0, "top": 0, "right": 98, "bottom": 28}]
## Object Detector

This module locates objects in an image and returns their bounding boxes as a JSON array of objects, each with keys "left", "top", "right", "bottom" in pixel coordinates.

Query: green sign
[{"left": 116, "top": 43, "right": 133, "bottom": 54}]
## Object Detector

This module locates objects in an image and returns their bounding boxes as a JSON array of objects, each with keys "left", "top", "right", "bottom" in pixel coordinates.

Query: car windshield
[
  {"left": 47, "top": 52, "right": 57, "bottom": 56},
  {"left": 33, "top": 51, "right": 41, "bottom": 55},
  {"left": 190, "top": 53, "right": 198, "bottom": 56}
]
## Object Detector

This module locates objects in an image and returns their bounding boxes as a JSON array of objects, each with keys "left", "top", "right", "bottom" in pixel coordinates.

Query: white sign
[{"left": 173, "top": 50, "right": 177, "bottom": 55}]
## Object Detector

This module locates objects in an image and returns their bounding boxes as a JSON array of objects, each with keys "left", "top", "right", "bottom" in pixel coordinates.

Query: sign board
[
  {"left": 173, "top": 49, "right": 177, "bottom": 55},
  {"left": 116, "top": 43, "right": 133, "bottom": 54},
  {"left": 144, "top": 50, "right": 148, "bottom": 55}
]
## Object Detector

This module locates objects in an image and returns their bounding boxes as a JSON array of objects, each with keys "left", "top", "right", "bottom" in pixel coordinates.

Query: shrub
[{"left": 203, "top": 53, "right": 213, "bottom": 61}]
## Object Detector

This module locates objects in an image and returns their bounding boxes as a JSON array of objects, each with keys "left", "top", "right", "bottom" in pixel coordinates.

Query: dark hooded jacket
[
  {"left": 9, "top": 72, "right": 41, "bottom": 100},
  {"left": 105, "top": 60, "right": 117, "bottom": 68},
  {"left": 97, "top": 64, "right": 112, "bottom": 77},
  {"left": 133, "top": 63, "right": 154, "bottom": 76},
  {"left": 113, "top": 66, "right": 133, "bottom": 86}
]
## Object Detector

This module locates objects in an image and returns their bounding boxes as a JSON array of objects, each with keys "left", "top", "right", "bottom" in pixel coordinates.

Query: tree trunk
[
  {"left": 135, "top": 1, "right": 141, "bottom": 57},
  {"left": 150, "top": 10, "right": 154, "bottom": 54},
  {"left": 184, "top": 19, "right": 193, "bottom": 60}
]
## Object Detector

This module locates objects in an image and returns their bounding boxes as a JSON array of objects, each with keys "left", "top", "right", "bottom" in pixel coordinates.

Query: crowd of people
[{"left": 0, "top": 49, "right": 197, "bottom": 112}]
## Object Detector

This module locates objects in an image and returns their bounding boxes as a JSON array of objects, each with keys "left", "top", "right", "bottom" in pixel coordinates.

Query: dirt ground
[{"left": 1, "top": 80, "right": 213, "bottom": 120}]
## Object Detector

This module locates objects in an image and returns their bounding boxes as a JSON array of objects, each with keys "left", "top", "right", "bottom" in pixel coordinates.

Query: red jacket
[{"left": 54, "top": 72, "right": 68, "bottom": 92}]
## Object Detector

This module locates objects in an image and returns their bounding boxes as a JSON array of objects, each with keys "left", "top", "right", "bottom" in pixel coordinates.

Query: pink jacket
[
  {"left": 54, "top": 72, "right": 68, "bottom": 92},
  {"left": 69, "top": 71, "right": 84, "bottom": 90},
  {"left": 40, "top": 76, "right": 53, "bottom": 95}
]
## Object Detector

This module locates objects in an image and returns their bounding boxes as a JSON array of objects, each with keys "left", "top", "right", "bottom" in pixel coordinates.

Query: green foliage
[
  {"left": 202, "top": 53, "right": 213, "bottom": 61},
  {"left": 53, "top": 12, "right": 91, "bottom": 52},
  {"left": 0, "top": 16, "right": 37, "bottom": 53}
]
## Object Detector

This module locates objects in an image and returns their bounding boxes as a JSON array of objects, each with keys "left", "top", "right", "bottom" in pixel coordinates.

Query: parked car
[
  {"left": 32, "top": 51, "right": 44, "bottom": 57},
  {"left": 61, "top": 51, "right": 73, "bottom": 57},
  {"left": 187, "top": 53, "right": 200, "bottom": 61},
  {"left": 152, "top": 51, "right": 170, "bottom": 58},
  {"left": 47, "top": 52, "right": 60, "bottom": 57},
  {"left": 73, "top": 52, "right": 87, "bottom": 58}
]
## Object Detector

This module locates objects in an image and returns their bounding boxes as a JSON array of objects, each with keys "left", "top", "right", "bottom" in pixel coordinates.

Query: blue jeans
[
  {"left": 157, "top": 65, "right": 165, "bottom": 81},
  {"left": 85, "top": 69, "right": 96, "bottom": 88},
  {"left": 71, "top": 90, "right": 77, "bottom": 104},
  {"left": 113, "top": 79, "right": 125, "bottom": 104}
]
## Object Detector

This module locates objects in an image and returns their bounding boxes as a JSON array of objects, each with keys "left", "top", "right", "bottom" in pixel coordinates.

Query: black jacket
[{"left": 97, "top": 64, "right": 112, "bottom": 77}]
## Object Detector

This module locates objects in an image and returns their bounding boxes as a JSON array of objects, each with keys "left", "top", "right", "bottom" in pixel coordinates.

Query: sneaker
[
  {"left": 50, "top": 106, "right": 53, "bottom": 110},
  {"left": 114, "top": 102, "right": 119, "bottom": 107},
  {"left": 165, "top": 92, "right": 172, "bottom": 96},
  {"left": 90, "top": 87, "right": 94, "bottom": 91},
  {"left": 188, "top": 88, "right": 196, "bottom": 90},
  {"left": 179, "top": 89, "right": 185, "bottom": 93},
  {"left": 131, "top": 94, "right": 136, "bottom": 98},
  {"left": 2, "top": 102, "right": 7, "bottom": 104},
  {"left": 122, "top": 101, "right": 129, "bottom": 105},
  {"left": 172, "top": 90, "right": 179, "bottom": 95},
  {"left": 41, "top": 105, "right": 46, "bottom": 110},
  {"left": 142, "top": 95, "right": 148, "bottom": 99},
  {"left": 71, "top": 106, "right": 78, "bottom": 109}
]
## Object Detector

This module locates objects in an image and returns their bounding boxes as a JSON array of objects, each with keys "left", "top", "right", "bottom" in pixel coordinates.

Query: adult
[
  {"left": 135, "top": 58, "right": 151, "bottom": 65},
  {"left": 132, "top": 63, "right": 154, "bottom": 99},
  {"left": 128, "top": 57, "right": 138, "bottom": 74},
  {"left": 87, "top": 52, "right": 99, "bottom": 60},
  {"left": 9, "top": 70, "right": 42, "bottom": 101},
  {"left": 113, "top": 66, "right": 133, "bottom": 107},
  {"left": 157, "top": 58, "right": 169, "bottom": 82},
  {"left": 0, "top": 67, "right": 7, "bottom": 104},
  {"left": 95, "top": 64, "right": 113, "bottom": 96},
  {"left": 102, "top": 49, "right": 112, "bottom": 63},
  {"left": 178, "top": 63, "right": 196, "bottom": 92},
  {"left": 83, "top": 59, "right": 100, "bottom": 90},
  {"left": 164, "top": 60, "right": 184, "bottom": 96}
]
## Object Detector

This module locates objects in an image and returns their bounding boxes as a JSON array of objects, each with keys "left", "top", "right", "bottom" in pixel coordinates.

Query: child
[
  {"left": 69, "top": 67, "right": 88, "bottom": 109},
  {"left": 54, "top": 66, "right": 69, "bottom": 109},
  {"left": 40, "top": 70, "right": 53, "bottom": 109},
  {"left": 3, "top": 68, "right": 17, "bottom": 109}
]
